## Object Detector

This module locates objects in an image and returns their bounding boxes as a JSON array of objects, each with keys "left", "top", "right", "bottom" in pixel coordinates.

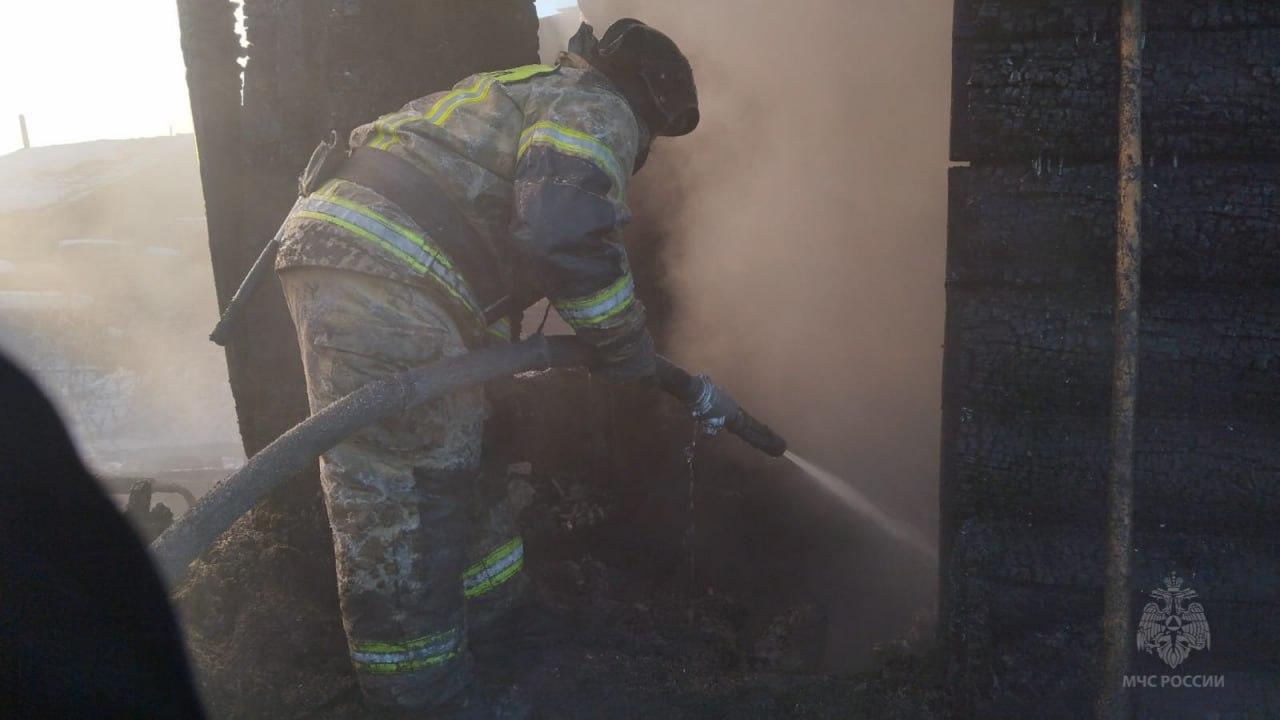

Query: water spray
[
  {"left": 662, "top": 369, "right": 934, "bottom": 565},
  {"left": 782, "top": 450, "right": 937, "bottom": 563}
]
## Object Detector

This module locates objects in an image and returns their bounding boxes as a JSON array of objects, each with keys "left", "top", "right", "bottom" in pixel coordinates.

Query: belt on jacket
[{"left": 331, "top": 147, "right": 510, "bottom": 322}]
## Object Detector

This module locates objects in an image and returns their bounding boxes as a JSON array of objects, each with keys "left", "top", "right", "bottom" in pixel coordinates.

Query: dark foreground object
[{"left": 0, "top": 354, "right": 205, "bottom": 718}]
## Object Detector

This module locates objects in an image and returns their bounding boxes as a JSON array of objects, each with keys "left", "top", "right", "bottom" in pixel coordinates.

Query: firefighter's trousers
[{"left": 280, "top": 267, "right": 527, "bottom": 711}]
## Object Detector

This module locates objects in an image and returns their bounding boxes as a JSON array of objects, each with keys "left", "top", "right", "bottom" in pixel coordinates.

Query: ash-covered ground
[{"left": 174, "top": 370, "right": 942, "bottom": 719}]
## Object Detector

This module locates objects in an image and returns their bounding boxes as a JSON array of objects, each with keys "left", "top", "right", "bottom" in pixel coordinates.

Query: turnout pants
[{"left": 280, "top": 267, "right": 527, "bottom": 711}]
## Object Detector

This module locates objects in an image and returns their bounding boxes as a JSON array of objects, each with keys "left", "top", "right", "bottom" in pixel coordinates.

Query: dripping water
[{"left": 683, "top": 423, "right": 699, "bottom": 590}]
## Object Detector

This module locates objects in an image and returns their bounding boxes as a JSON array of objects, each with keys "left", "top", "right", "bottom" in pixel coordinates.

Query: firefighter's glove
[{"left": 592, "top": 328, "right": 657, "bottom": 385}]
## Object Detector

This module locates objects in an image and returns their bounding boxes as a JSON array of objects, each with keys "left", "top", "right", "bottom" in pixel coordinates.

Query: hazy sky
[
  {"left": 0, "top": 2, "right": 193, "bottom": 157},
  {"left": 0, "top": 0, "right": 579, "bottom": 158}
]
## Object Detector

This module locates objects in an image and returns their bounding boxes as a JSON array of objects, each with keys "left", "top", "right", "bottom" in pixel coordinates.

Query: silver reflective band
[
  {"left": 465, "top": 542, "right": 523, "bottom": 589},
  {"left": 519, "top": 121, "right": 627, "bottom": 198},
  {"left": 463, "top": 537, "right": 524, "bottom": 599},
  {"left": 350, "top": 628, "right": 462, "bottom": 666},
  {"left": 297, "top": 195, "right": 484, "bottom": 319},
  {"left": 555, "top": 274, "right": 636, "bottom": 328}
]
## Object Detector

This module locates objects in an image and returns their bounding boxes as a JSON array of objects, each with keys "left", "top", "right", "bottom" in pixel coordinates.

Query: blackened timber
[
  {"left": 175, "top": 0, "right": 251, "bottom": 443},
  {"left": 959, "top": 0, "right": 1280, "bottom": 38},
  {"left": 948, "top": 164, "right": 1280, "bottom": 287},
  {"left": 953, "top": 28, "right": 1280, "bottom": 161},
  {"left": 951, "top": 414, "right": 1280, "bottom": 532},
  {"left": 946, "top": 285, "right": 1280, "bottom": 421}
]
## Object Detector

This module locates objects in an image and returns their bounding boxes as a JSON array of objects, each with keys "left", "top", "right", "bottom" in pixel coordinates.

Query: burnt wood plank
[
  {"left": 949, "top": 413, "right": 1280, "bottom": 531},
  {"left": 948, "top": 164, "right": 1280, "bottom": 287},
  {"left": 953, "top": 28, "right": 1280, "bottom": 161},
  {"left": 960, "top": 0, "right": 1280, "bottom": 38},
  {"left": 945, "top": 284, "right": 1280, "bottom": 420}
]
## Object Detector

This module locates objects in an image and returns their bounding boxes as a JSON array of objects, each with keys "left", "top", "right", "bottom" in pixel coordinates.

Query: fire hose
[{"left": 150, "top": 334, "right": 786, "bottom": 588}]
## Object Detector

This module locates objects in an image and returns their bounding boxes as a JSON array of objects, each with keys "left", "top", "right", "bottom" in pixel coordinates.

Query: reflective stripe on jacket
[{"left": 276, "top": 53, "right": 648, "bottom": 350}]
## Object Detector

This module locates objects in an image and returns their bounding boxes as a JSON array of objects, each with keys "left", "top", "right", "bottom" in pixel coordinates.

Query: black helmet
[{"left": 573, "top": 19, "right": 700, "bottom": 137}]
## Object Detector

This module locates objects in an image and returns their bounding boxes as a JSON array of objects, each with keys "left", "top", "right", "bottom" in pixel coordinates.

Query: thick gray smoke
[
  {"left": 579, "top": 0, "right": 952, "bottom": 666},
  {"left": 0, "top": 137, "right": 241, "bottom": 479}
]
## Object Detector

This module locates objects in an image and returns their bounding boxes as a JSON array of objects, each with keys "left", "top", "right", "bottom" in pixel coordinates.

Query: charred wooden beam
[
  {"left": 948, "top": 163, "right": 1280, "bottom": 287},
  {"left": 953, "top": 27, "right": 1280, "bottom": 161}
]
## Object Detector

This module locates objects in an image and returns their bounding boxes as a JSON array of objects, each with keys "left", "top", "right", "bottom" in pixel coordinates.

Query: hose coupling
[{"left": 689, "top": 374, "right": 739, "bottom": 437}]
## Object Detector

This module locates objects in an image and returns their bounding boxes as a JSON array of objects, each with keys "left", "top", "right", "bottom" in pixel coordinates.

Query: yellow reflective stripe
[
  {"left": 367, "top": 110, "right": 418, "bottom": 149},
  {"left": 351, "top": 630, "right": 454, "bottom": 656},
  {"left": 463, "top": 536, "right": 524, "bottom": 599},
  {"left": 295, "top": 210, "right": 427, "bottom": 274},
  {"left": 350, "top": 628, "right": 462, "bottom": 674},
  {"left": 486, "top": 318, "right": 513, "bottom": 342},
  {"left": 356, "top": 652, "right": 460, "bottom": 675},
  {"left": 314, "top": 184, "right": 461, "bottom": 276},
  {"left": 464, "top": 537, "right": 522, "bottom": 580},
  {"left": 487, "top": 63, "right": 559, "bottom": 84},
  {"left": 464, "top": 556, "right": 523, "bottom": 599},
  {"left": 293, "top": 192, "right": 486, "bottom": 325},
  {"left": 426, "top": 76, "right": 495, "bottom": 125},
  {"left": 296, "top": 210, "right": 480, "bottom": 322},
  {"left": 517, "top": 121, "right": 627, "bottom": 200},
  {"left": 558, "top": 273, "right": 630, "bottom": 310},
  {"left": 554, "top": 273, "right": 637, "bottom": 328},
  {"left": 370, "top": 77, "right": 496, "bottom": 149}
]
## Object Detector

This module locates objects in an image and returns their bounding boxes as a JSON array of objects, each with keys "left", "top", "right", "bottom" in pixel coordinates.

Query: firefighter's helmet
[{"left": 573, "top": 19, "right": 700, "bottom": 137}]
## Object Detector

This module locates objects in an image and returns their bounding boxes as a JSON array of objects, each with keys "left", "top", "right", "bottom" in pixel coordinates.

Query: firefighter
[{"left": 274, "top": 19, "right": 698, "bottom": 715}]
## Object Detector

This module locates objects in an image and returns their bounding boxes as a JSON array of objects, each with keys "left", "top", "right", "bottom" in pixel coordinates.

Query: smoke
[
  {"left": 579, "top": 0, "right": 952, "bottom": 667},
  {"left": 0, "top": 137, "right": 242, "bottom": 476}
]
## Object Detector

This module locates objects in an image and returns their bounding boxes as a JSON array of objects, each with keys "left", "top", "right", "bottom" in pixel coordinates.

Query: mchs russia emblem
[{"left": 1136, "top": 574, "right": 1211, "bottom": 669}]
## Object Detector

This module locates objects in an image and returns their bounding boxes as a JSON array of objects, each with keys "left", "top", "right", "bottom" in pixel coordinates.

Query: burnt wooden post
[{"left": 1099, "top": 1, "right": 1143, "bottom": 716}]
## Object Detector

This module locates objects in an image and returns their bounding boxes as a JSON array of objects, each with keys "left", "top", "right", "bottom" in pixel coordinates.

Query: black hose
[
  {"left": 152, "top": 335, "right": 586, "bottom": 586},
  {"left": 150, "top": 335, "right": 785, "bottom": 587}
]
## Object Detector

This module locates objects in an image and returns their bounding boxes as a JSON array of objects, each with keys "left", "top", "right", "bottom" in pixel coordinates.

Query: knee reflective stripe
[
  {"left": 518, "top": 121, "right": 627, "bottom": 202},
  {"left": 553, "top": 273, "right": 636, "bottom": 329},
  {"left": 294, "top": 187, "right": 487, "bottom": 326},
  {"left": 463, "top": 537, "right": 524, "bottom": 599},
  {"left": 350, "top": 627, "right": 463, "bottom": 675}
]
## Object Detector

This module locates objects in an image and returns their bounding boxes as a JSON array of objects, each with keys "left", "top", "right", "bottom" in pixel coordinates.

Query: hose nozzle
[{"left": 655, "top": 360, "right": 787, "bottom": 458}]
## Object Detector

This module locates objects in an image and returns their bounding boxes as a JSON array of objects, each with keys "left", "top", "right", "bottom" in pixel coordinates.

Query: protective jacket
[{"left": 275, "top": 52, "right": 649, "bottom": 356}]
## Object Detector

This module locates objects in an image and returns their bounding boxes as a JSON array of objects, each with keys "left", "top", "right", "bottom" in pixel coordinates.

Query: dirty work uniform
[{"left": 276, "top": 52, "right": 645, "bottom": 711}]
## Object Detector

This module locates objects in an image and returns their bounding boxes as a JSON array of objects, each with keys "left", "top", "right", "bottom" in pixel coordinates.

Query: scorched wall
[{"left": 943, "top": 1, "right": 1280, "bottom": 717}]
